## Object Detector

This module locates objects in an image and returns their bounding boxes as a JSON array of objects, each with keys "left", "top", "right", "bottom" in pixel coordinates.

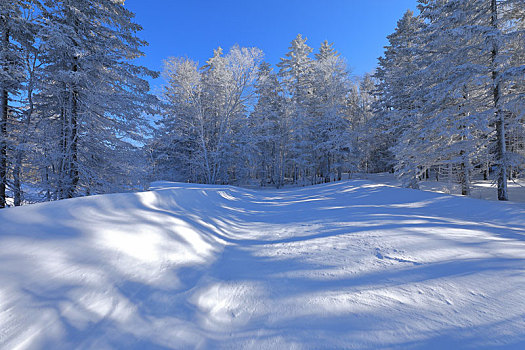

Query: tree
[
  {"left": 249, "top": 62, "right": 288, "bottom": 187},
  {"left": 312, "top": 40, "right": 352, "bottom": 182},
  {"left": 278, "top": 34, "right": 315, "bottom": 184},
  {"left": 489, "top": 0, "right": 525, "bottom": 200},
  {"left": 353, "top": 73, "right": 379, "bottom": 174},
  {"left": 412, "top": 0, "right": 525, "bottom": 199},
  {"left": 0, "top": 0, "right": 38, "bottom": 206},
  {"left": 36, "top": 0, "right": 157, "bottom": 199},
  {"left": 374, "top": 10, "right": 426, "bottom": 189},
  {"left": 380, "top": 0, "right": 524, "bottom": 199},
  {"left": 159, "top": 46, "right": 262, "bottom": 184},
  {"left": 407, "top": 0, "right": 494, "bottom": 195}
]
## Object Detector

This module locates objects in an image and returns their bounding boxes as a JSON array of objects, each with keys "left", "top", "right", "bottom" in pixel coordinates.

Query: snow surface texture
[
  {"left": 353, "top": 172, "right": 525, "bottom": 204},
  {"left": 1, "top": 180, "right": 525, "bottom": 349}
]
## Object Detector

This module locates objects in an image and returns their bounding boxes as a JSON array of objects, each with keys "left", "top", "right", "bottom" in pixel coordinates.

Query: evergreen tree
[
  {"left": 312, "top": 40, "right": 352, "bottom": 182},
  {"left": 278, "top": 34, "right": 315, "bottom": 184},
  {"left": 0, "top": 0, "right": 39, "bottom": 206},
  {"left": 36, "top": 0, "right": 157, "bottom": 199},
  {"left": 489, "top": 0, "right": 525, "bottom": 200},
  {"left": 374, "top": 10, "right": 426, "bottom": 188},
  {"left": 249, "top": 62, "right": 288, "bottom": 187},
  {"left": 379, "top": 0, "right": 524, "bottom": 199},
  {"left": 409, "top": 0, "right": 493, "bottom": 195}
]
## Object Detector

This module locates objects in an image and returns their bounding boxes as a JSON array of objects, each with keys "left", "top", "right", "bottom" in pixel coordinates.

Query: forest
[{"left": 1, "top": 0, "right": 524, "bottom": 207}]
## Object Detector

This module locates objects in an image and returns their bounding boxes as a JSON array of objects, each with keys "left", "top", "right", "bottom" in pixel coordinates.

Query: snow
[
  {"left": 1, "top": 180, "right": 525, "bottom": 349},
  {"left": 353, "top": 172, "right": 525, "bottom": 204}
]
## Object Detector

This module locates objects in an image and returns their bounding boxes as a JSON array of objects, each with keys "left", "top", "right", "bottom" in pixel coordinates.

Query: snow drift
[{"left": 1, "top": 181, "right": 525, "bottom": 349}]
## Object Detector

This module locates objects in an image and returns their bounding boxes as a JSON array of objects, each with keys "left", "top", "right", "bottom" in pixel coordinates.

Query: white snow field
[
  {"left": 353, "top": 172, "right": 525, "bottom": 204},
  {"left": 1, "top": 181, "right": 525, "bottom": 349}
]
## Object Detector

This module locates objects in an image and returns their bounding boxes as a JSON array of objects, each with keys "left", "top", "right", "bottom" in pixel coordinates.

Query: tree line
[
  {"left": 151, "top": 37, "right": 377, "bottom": 187},
  {"left": 2, "top": 0, "right": 524, "bottom": 207},
  {"left": 374, "top": 0, "right": 524, "bottom": 200},
  {"left": 153, "top": 0, "right": 524, "bottom": 200}
]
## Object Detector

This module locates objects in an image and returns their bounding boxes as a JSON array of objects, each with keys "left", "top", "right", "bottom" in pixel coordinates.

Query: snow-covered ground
[
  {"left": 1, "top": 180, "right": 525, "bottom": 349},
  {"left": 353, "top": 172, "right": 525, "bottom": 204}
]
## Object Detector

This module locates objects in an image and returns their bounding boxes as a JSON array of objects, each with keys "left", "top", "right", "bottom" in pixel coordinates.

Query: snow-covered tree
[
  {"left": 35, "top": 0, "right": 157, "bottom": 199},
  {"left": 378, "top": 0, "right": 524, "bottom": 200},
  {"left": 374, "top": 10, "right": 426, "bottom": 189},
  {"left": 249, "top": 61, "right": 288, "bottom": 187},
  {"left": 278, "top": 34, "right": 316, "bottom": 184},
  {"left": 488, "top": 0, "right": 525, "bottom": 200},
  {"left": 156, "top": 38, "right": 361, "bottom": 187},
  {"left": 311, "top": 40, "right": 352, "bottom": 182},
  {"left": 0, "top": 0, "right": 40, "bottom": 206},
  {"left": 353, "top": 73, "right": 379, "bottom": 174},
  {"left": 159, "top": 46, "right": 262, "bottom": 184},
  {"left": 403, "top": 0, "right": 494, "bottom": 195}
]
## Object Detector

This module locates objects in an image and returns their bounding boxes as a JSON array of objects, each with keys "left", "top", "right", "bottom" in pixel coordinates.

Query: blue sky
[{"left": 125, "top": 0, "right": 419, "bottom": 90}]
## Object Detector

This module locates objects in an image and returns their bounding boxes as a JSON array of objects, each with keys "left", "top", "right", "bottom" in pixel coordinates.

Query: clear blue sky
[{"left": 125, "top": 0, "right": 419, "bottom": 90}]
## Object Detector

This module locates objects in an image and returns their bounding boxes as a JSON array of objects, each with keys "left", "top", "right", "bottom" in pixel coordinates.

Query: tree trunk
[
  {"left": 59, "top": 104, "right": 68, "bottom": 199},
  {"left": 13, "top": 52, "right": 37, "bottom": 206},
  {"left": 491, "top": 0, "right": 508, "bottom": 201},
  {"left": 13, "top": 152, "right": 21, "bottom": 206},
  {"left": 0, "top": 87, "right": 7, "bottom": 208},
  {"left": 67, "top": 58, "right": 79, "bottom": 198},
  {"left": 495, "top": 117, "right": 508, "bottom": 199},
  {"left": 460, "top": 160, "right": 471, "bottom": 196},
  {"left": 45, "top": 165, "right": 51, "bottom": 202},
  {"left": 0, "top": 28, "right": 9, "bottom": 208}
]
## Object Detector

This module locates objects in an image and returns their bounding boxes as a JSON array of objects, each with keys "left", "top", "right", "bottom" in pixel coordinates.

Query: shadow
[{"left": 1, "top": 179, "right": 525, "bottom": 349}]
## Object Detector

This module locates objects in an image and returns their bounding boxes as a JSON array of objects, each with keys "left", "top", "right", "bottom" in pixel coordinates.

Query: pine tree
[
  {"left": 489, "top": 0, "right": 525, "bottom": 200},
  {"left": 408, "top": 0, "right": 494, "bottom": 195},
  {"left": 249, "top": 62, "right": 288, "bottom": 187},
  {"left": 312, "top": 40, "right": 352, "bottom": 182},
  {"left": 500, "top": 0, "right": 525, "bottom": 181},
  {"left": 36, "top": 0, "right": 157, "bottom": 199},
  {"left": 412, "top": 0, "right": 525, "bottom": 200},
  {"left": 278, "top": 34, "right": 315, "bottom": 184},
  {"left": 379, "top": 0, "right": 525, "bottom": 199},
  {"left": 374, "top": 10, "right": 426, "bottom": 189},
  {"left": 0, "top": 0, "right": 38, "bottom": 206}
]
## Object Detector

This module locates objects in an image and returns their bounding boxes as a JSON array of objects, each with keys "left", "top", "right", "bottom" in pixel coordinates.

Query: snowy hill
[{"left": 1, "top": 180, "right": 525, "bottom": 349}]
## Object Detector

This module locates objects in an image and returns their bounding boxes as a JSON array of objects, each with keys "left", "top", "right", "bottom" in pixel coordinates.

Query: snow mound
[{"left": 1, "top": 180, "right": 525, "bottom": 349}]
